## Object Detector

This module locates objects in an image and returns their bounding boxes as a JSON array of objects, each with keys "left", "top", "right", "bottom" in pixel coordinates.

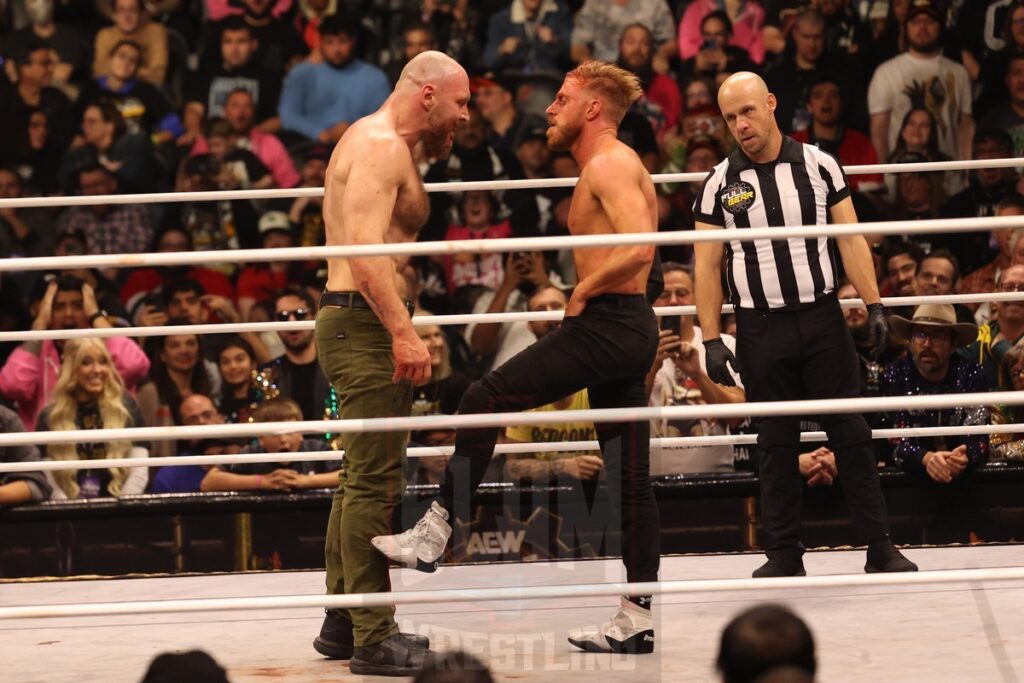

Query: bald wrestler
[
  {"left": 373, "top": 62, "right": 663, "bottom": 654},
  {"left": 693, "top": 72, "right": 917, "bottom": 578},
  {"left": 311, "top": 51, "right": 469, "bottom": 676}
]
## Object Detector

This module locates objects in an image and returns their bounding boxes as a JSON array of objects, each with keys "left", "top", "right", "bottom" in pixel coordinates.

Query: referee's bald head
[
  {"left": 718, "top": 72, "right": 771, "bottom": 110},
  {"left": 717, "top": 72, "right": 780, "bottom": 162}
]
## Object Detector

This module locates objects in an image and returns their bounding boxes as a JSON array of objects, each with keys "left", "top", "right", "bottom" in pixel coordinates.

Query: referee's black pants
[
  {"left": 735, "top": 295, "right": 891, "bottom": 557},
  {"left": 440, "top": 294, "right": 661, "bottom": 584}
]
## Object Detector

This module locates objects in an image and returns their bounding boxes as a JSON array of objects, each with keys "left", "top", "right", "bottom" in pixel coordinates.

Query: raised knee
[{"left": 458, "top": 379, "right": 497, "bottom": 415}]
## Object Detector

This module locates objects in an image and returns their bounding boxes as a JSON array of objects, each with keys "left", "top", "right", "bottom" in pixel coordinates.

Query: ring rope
[
  {"left": 1, "top": 422, "right": 1020, "bottom": 474},
  {"left": 0, "top": 391, "right": 1018, "bottom": 448},
  {"left": 6, "top": 292, "right": 1016, "bottom": 343},
  {"left": 2, "top": 567, "right": 1023, "bottom": 621},
  {"left": 1, "top": 157, "right": 1019, "bottom": 210},
  {"left": 0, "top": 213, "right": 1019, "bottom": 274}
]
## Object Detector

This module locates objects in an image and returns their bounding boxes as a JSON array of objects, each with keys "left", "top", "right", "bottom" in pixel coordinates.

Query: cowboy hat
[{"left": 889, "top": 304, "right": 978, "bottom": 347}]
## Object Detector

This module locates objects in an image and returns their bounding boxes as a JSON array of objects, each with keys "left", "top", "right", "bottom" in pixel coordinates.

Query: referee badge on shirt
[{"left": 721, "top": 181, "right": 757, "bottom": 215}]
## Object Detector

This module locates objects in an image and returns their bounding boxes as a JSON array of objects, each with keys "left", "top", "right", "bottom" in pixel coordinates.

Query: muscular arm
[
  {"left": 336, "top": 139, "right": 419, "bottom": 341},
  {"left": 691, "top": 369, "right": 745, "bottom": 405},
  {"left": 694, "top": 220, "right": 726, "bottom": 340},
  {"left": 573, "top": 157, "right": 656, "bottom": 302},
  {"left": 831, "top": 198, "right": 880, "bottom": 306}
]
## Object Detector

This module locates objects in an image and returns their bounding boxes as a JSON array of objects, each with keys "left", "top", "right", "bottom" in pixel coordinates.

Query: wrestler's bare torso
[
  {"left": 568, "top": 141, "right": 657, "bottom": 295},
  {"left": 323, "top": 112, "right": 429, "bottom": 295}
]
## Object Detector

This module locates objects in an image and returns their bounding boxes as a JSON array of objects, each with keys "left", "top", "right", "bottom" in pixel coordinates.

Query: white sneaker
[
  {"left": 568, "top": 597, "right": 655, "bottom": 654},
  {"left": 371, "top": 501, "right": 452, "bottom": 573}
]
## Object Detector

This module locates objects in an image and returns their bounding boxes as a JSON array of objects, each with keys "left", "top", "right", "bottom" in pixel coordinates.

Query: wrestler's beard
[
  {"left": 547, "top": 119, "right": 581, "bottom": 152},
  {"left": 424, "top": 108, "right": 455, "bottom": 159}
]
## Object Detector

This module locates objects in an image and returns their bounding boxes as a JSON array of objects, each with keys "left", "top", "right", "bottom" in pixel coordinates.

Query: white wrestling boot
[
  {"left": 568, "top": 597, "right": 655, "bottom": 654},
  {"left": 371, "top": 501, "right": 452, "bottom": 573}
]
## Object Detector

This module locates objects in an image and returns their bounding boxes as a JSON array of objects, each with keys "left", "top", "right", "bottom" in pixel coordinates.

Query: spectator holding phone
[
  {"left": 119, "top": 228, "right": 236, "bottom": 322},
  {"left": 465, "top": 253, "right": 559, "bottom": 373},
  {"left": 678, "top": 11, "right": 758, "bottom": 88},
  {"left": 646, "top": 262, "right": 744, "bottom": 474}
]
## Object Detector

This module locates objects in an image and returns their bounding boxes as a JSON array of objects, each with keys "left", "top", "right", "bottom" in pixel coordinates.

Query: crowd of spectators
[{"left": 1, "top": 0, "right": 1023, "bottom": 516}]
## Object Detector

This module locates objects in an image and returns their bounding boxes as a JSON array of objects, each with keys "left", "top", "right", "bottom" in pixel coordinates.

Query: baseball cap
[
  {"left": 471, "top": 72, "right": 516, "bottom": 94},
  {"left": 906, "top": 0, "right": 942, "bottom": 21},
  {"left": 518, "top": 125, "right": 548, "bottom": 145},
  {"left": 258, "top": 211, "right": 291, "bottom": 235}
]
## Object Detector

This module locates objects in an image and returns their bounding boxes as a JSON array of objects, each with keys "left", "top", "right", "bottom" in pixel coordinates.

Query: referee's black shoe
[
  {"left": 313, "top": 610, "right": 429, "bottom": 660},
  {"left": 752, "top": 551, "right": 806, "bottom": 578},
  {"left": 865, "top": 538, "right": 918, "bottom": 573}
]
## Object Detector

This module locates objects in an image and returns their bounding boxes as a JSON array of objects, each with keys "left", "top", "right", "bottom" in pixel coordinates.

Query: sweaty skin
[
  {"left": 544, "top": 76, "right": 656, "bottom": 316},
  {"left": 322, "top": 51, "right": 470, "bottom": 383}
]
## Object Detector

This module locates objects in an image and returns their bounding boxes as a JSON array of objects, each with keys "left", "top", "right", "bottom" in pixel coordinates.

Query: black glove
[
  {"left": 703, "top": 338, "right": 741, "bottom": 386},
  {"left": 866, "top": 303, "right": 888, "bottom": 361}
]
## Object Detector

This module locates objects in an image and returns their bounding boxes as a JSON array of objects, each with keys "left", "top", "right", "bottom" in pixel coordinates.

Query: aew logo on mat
[
  {"left": 721, "top": 181, "right": 756, "bottom": 215},
  {"left": 466, "top": 530, "right": 526, "bottom": 556}
]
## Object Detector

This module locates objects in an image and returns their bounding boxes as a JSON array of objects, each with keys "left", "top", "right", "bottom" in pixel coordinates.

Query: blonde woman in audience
[{"left": 36, "top": 338, "right": 148, "bottom": 500}]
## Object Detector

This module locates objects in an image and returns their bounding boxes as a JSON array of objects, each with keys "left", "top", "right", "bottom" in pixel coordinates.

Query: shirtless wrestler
[
  {"left": 373, "top": 61, "right": 663, "bottom": 655},
  {"left": 311, "top": 50, "right": 469, "bottom": 677}
]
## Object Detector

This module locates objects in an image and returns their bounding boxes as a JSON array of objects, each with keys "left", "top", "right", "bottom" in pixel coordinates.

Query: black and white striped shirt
[{"left": 693, "top": 136, "right": 851, "bottom": 311}]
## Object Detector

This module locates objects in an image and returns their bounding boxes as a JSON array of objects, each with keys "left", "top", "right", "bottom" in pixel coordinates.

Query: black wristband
[
  {"left": 88, "top": 310, "right": 107, "bottom": 325},
  {"left": 866, "top": 303, "right": 884, "bottom": 312}
]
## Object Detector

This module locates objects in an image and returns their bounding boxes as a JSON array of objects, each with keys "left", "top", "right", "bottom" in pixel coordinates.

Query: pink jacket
[
  {"left": 191, "top": 130, "right": 301, "bottom": 189},
  {"left": 678, "top": 0, "right": 766, "bottom": 65},
  {"left": 204, "top": 0, "right": 292, "bottom": 22},
  {"left": 0, "top": 337, "right": 151, "bottom": 431}
]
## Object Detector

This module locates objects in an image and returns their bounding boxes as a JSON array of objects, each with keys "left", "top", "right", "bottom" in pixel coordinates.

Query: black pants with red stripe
[
  {"left": 735, "top": 295, "right": 891, "bottom": 556},
  {"left": 439, "top": 294, "right": 661, "bottom": 584}
]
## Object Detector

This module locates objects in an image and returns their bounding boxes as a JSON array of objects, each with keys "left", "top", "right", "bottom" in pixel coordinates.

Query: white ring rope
[
  {"left": 6, "top": 292, "right": 1017, "bottom": 343},
  {"left": 1, "top": 213, "right": 1020, "bottom": 274},
  {"left": 1, "top": 567, "right": 1022, "bottom": 621},
  {"left": 0, "top": 391, "right": 1019, "bottom": 448},
  {"left": 1, "top": 423, "right": 1020, "bottom": 474},
  {"left": 1, "top": 157, "right": 1021, "bottom": 210}
]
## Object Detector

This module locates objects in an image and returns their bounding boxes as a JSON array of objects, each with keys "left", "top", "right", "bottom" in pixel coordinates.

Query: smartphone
[{"left": 660, "top": 315, "right": 681, "bottom": 333}]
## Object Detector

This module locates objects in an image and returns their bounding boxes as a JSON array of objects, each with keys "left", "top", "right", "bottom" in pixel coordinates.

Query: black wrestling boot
[
  {"left": 752, "top": 550, "right": 807, "bottom": 578},
  {"left": 349, "top": 633, "right": 435, "bottom": 676},
  {"left": 865, "top": 538, "right": 918, "bottom": 573},
  {"left": 313, "top": 610, "right": 429, "bottom": 660}
]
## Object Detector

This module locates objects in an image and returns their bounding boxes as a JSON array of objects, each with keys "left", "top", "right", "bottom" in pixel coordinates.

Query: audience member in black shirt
[
  {"left": 0, "top": 38, "right": 75, "bottom": 160},
  {"left": 183, "top": 16, "right": 283, "bottom": 146},
  {"left": 76, "top": 40, "right": 184, "bottom": 143},
  {"left": 254, "top": 287, "right": 334, "bottom": 424}
]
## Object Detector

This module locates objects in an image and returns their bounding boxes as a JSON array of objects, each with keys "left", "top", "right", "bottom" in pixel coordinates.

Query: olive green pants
[{"left": 316, "top": 306, "right": 412, "bottom": 647}]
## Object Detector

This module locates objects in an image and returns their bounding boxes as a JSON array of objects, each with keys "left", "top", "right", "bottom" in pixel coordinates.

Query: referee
[{"left": 693, "top": 72, "right": 917, "bottom": 577}]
